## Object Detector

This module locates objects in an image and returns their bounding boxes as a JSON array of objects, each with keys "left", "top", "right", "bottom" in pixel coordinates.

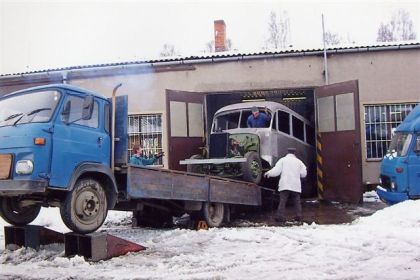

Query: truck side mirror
[
  {"left": 82, "top": 96, "right": 94, "bottom": 120},
  {"left": 61, "top": 100, "right": 71, "bottom": 124}
]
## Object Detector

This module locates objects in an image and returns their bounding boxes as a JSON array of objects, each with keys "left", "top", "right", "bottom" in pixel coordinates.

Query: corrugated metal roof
[{"left": 1, "top": 41, "right": 420, "bottom": 78}]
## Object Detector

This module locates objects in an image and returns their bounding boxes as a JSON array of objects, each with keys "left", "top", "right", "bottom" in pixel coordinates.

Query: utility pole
[{"left": 322, "top": 14, "right": 329, "bottom": 85}]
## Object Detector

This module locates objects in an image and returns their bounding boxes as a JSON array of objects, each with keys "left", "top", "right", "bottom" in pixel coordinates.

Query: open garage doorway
[{"left": 167, "top": 81, "right": 362, "bottom": 203}]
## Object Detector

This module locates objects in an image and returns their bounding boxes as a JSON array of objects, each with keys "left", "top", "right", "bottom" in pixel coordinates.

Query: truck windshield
[
  {"left": 387, "top": 132, "right": 412, "bottom": 157},
  {"left": 0, "top": 90, "right": 61, "bottom": 127}
]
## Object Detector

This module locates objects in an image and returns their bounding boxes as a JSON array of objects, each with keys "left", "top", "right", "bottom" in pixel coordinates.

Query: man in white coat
[{"left": 264, "top": 147, "right": 307, "bottom": 223}]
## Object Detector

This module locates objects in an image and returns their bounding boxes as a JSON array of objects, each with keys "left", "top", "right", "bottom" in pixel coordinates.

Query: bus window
[
  {"left": 292, "top": 116, "right": 304, "bottom": 141},
  {"left": 277, "top": 110, "right": 290, "bottom": 134}
]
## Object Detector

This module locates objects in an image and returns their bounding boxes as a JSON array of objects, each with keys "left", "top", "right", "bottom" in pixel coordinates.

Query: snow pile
[
  {"left": 357, "top": 199, "right": 420, "bottom": 228},
  {"left": 1, "top": 202, "right": 420, "bottom": 279},
  {"left": 363, "top": 190, "right": 380, "bottom": 202}
]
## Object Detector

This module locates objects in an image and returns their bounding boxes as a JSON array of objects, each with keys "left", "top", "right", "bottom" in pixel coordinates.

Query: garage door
[{"left": 315, "top": 80, "right": 363, "bottom": 203}]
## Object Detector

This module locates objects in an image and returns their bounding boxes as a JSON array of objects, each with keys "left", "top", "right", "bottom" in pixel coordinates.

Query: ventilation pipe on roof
[
  {"left": 322, "top": 14, "right": 329, "bottom": 85},
  {"left": 62, "top": 71, "right": 68, "bottom": 84}
]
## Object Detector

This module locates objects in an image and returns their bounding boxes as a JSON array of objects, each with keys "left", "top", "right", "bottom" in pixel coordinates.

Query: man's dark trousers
[{"left": 276, "top": 190, "right": 302, "bottom": 222}]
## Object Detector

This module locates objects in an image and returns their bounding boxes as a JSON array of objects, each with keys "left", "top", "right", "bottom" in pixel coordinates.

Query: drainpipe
[{"left": 322, "top": 14, "right": 329, "bottom": 85}]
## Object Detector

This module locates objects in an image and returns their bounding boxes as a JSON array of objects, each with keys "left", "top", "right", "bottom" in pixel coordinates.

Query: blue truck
[
  {"left": 0, "top": 84, "right": 261, "bottom": 233},
  {"left": 376, "top": 104, "right": 420, "bottom": 204}
]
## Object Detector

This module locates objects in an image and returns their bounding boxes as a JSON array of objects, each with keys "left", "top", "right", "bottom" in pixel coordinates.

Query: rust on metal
[{"left": 64, "top": 232, "right": 145, "bottom": 262}]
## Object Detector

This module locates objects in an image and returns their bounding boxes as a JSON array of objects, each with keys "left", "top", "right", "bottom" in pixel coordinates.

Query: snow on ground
[{"left": 1, "top": 201, "right": 420, "bottom": 280}]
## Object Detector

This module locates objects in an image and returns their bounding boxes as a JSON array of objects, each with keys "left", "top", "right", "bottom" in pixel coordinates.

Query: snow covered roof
[{"left": 1, "top": 41, "right": 419, "bottom": 79}]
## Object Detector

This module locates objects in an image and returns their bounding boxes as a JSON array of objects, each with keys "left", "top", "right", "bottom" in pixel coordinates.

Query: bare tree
[
  {"left": 324, "top": 31, "right": 341, "bottom": 46},
  {"left": 159, "top": 43, "right": 179, "bottom": 57},
  {"left": 377, "top": 23, "right": 393, "bottom": 42},
  {"left": 205, "top": 40, "right": 214, "bottom": 53},
  {"left": 204, "top": 38, "right": 232, "bottom": 53},
  {"left": 377, "top": 9, "right": 416, "bottom": 42},
  {"left": 265, "top": 11, "right": 290, "bottom": 49}
]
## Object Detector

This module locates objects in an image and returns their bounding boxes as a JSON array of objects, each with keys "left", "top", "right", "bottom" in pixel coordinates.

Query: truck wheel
[
  {"left": 203, "top": 202, "right": 224, "bottom": 227},
  {"left": 0, "top": 197, "right": 41, "bottom": 225},
  {"left": 60, "top": 178, "right": 108, "bottom": 233},
  {"left": 242, "top": 151, "right": 262, "bottom": 184},
  {"left": 187, "top": 154, "right": 203, "bottom": 174}
]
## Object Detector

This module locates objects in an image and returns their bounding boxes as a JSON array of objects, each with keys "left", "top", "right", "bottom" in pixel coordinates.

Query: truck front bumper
[
  {"left": 376, "top": 186, "right": 408, "bottom": 205},
  {"left": 0, "top": 179, "right": 48, "bottom": 196}
]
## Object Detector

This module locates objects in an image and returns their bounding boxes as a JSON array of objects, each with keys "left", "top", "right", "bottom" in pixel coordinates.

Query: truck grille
[
  {"left": 0, "top": 154, "right": 12, "bottom": 179},
  {"left": 380, "top": 175, "right": 391, "bottom": 190}
]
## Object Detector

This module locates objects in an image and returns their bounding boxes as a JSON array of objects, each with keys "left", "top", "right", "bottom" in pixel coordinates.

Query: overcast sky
[{"left": 0, "top": 0, "right": 419, "bottom": 75}]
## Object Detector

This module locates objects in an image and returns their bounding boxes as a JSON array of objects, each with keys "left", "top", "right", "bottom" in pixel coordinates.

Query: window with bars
[
  {"left": 364, "top": 103, "right": 418, "bottom": 159},
  {"left": 128, "top": 114, "right": 163, "bottom": 165}
]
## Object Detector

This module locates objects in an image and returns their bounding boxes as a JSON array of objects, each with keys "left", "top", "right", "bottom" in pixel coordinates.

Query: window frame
[
  {"left": 364, "top": 102, "right": 419, "bottom": 160},
  {"left": 63, "top": 95, "right": 99, "bottom": 129},
  {"left": 128, "top": 113, "right": 163, "bottom": 166}
]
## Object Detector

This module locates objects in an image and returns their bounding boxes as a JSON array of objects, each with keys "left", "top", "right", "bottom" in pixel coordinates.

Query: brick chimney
[{"left": 214, "top": 20, "right": 226, "bottom": 52}]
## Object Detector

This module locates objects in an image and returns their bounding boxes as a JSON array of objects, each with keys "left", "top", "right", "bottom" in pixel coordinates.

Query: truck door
[
  {"left": 49, "top": 94, "right": 111, "bottom": 188},
  {"left": 315, "top": 80, "right": 363, "bottom": 203},
  {"left": 408, "top": 134, "right": 420, "bottom": 196},
  {"left": 166, "top": 90, "right": 205, "bottom": 171}
]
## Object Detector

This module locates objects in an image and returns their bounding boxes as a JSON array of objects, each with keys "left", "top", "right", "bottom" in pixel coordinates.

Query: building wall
[
  {"left": 1, "top": 48, "right": 418, "bottom": 184},
  {"left": 327, "top": 50, "right": 420, "bottom": 184}
]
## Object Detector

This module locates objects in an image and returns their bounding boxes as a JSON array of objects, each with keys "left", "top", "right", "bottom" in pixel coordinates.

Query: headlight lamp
[{"left": 15, "top": 160, "right": 34, "bottom": 175}]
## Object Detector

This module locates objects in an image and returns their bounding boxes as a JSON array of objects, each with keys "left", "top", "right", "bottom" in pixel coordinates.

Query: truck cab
[
  {"left": 0, "top": 84, "right": 118, "bottom": 233},
  {"left": 377, "top": 104, "right": 420, "bottom": 204}
]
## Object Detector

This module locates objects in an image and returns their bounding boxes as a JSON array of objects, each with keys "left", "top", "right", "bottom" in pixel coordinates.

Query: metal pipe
[
  {"left": 322, "top": 14, "right": 329, "bottom": 85},
  {"left": 111, "top": 83, "right": 122, "bottom": 172}
]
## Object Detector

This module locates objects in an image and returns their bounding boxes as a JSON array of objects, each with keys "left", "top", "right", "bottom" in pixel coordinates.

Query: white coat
[{"left": 265, "top": 153, "right": 307, "bottom": 193}]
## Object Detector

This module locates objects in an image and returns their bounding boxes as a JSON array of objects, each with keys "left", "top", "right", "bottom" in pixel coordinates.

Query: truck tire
[
  {"left": 187, "top": 154, "right": 203, "bottom": 174},
  {"left": 60, "top": 178, "right": 108, "bottom": 233},
  {"left": 203, "top": 202, "right": 225, "bottom": 227},
  {"left": 242, "top": 151, "right": 262, "bottom": 184},
  {"left": 0, "top": 197, "right": 41, "bottom": 226}
]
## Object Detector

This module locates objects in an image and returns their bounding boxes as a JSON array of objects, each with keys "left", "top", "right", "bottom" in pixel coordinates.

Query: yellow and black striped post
[{"left": 316, "top": 133, "right": 325, "bottom": 199}]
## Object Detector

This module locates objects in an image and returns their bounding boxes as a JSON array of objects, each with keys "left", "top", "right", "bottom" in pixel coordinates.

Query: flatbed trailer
[{"left": 114, "top": 165, "right": 262, "bottom": 227}]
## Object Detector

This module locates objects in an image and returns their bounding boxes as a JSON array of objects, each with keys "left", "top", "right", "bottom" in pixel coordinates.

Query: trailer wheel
[
  {"left": 187, "top": 154, "right": 203, "bottom": 174},
  {"left": 0, "top": 197, "right": 41, "bottom": 226},
  {"left": 203, "top": 202, "right": 225, "bottom": 227},
  {"left": 60, "top": 178, "right": 108, "bottom": 233},
  {"left": 242, "top": 151, "right": 262, "bottom": 184}
]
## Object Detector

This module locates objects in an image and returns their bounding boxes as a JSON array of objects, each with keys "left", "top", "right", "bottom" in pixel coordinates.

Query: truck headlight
[
  {"left": 15, "top": 160, "right": 34, "bottom": 175},
  {"left": 391, "top": 182, "right": 396, "bottom": 190}
]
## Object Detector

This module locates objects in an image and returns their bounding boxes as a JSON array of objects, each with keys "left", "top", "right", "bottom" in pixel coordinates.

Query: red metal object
[
  {"left": 4, "top": 225, "right": 64, "bottom": 250},
  {"left": 64, "top": 232, "right": 145, "bottom": 261}
]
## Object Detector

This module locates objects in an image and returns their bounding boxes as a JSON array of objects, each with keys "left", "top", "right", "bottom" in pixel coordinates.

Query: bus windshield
[{"left": 0, "top": 90, "right": 61, "bottom": 127}]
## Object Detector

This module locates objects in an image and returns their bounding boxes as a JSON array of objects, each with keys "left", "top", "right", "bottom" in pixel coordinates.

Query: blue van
[{"left": 377, "top": 104, "right": 420, "bottom": 204}]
